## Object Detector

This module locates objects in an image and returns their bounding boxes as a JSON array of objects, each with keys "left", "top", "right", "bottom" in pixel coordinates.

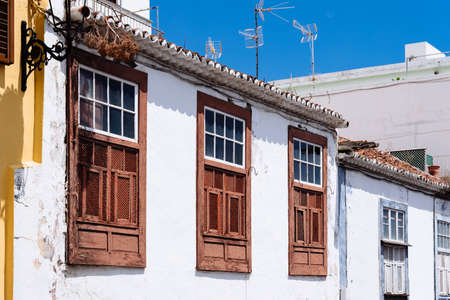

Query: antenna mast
[
  {"left": 293, "top": 20, "right": 318, "bottom": 78},
  {"left": 239, "top": 1, "right": 294, "bottom": 78}
]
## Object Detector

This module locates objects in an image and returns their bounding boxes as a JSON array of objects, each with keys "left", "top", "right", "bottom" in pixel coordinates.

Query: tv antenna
[
  {"left": 293, "top": 20, "right": 318, "bottom": 78},
  {"left": 239, "top": 26, "right": 264, "bottom": 48},
  {"left": 239, "top": 0, "right": 294, "bottom": 78},
  {"left": 205, "top": 37, "right": 222, "bottom": 62}
]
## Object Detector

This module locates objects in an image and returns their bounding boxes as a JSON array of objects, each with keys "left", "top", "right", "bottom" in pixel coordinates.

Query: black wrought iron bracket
[{"left": 20, "top": 21, "right": 67, "bottom": 92}]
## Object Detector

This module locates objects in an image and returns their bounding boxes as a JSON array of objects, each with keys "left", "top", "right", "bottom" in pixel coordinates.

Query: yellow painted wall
[{"left": 0, "top": 0, "right": 47, "bottom": 299}]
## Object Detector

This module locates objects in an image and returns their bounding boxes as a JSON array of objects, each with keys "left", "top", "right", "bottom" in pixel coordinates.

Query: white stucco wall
[
  {"left": 12, "top": 35, "right": 342, "bottom": 300},
  {"left": 344, "top": 169, "right": 435, "bottom": 300},
  {"left": 120, "top": 0, "right": 150, "bottom": 19}
]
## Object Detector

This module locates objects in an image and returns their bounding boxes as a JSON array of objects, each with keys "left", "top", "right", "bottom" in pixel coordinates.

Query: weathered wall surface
[
  {"left": 13, "top": 50, "right": 341, "bottom": 299},
  {"left": 0, "top": 1, "right": 49, "bottom": 299},
  {"left": 344, "top": 169, "right": 435, "bottom": 300}
]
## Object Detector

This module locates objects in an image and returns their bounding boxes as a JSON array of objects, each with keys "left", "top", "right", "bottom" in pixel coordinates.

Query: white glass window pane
[
  {"left": 215, "top": 113, "right": 224, "bottom": 136},
  {"left": 307, "top": 164, "right": 314, "bottom": 184},
  {"left": 301, "top": 142, "right": 307, "bottom": 161},
  {"left": 225, "top": 116, "right": 234, "bottom": 139},
  {"left": 314, "top": 166, "right": 321, "bottom": 185},
  {"left": 80, "top": 69, "right": 93, "bottom": 98},
  {"left": 123, "top": 83, "right": 135, "bottom": 111},
  {"left": 398, "top": 212, "right": 404, "bottom": 227},
  {"left": 301, "top": 162, "right": 307, "bottom": 182},
  {"left": 398, "top": 226, "right": 404, "bottom": 242},
  {"left": 294, "top": 140, "right": 300, "bottom": 159},
  {"left": 205, "top": 109, "right": 214, "bottom": 133},
  {"left": 109, "top": 107, "right": 121, "bottom": 135},
  {"left": 390, "top": 211, "right": 397, "bottom": 240},
  {"left": 80, "top": 98, "right": 93, "bottom": 128},
  {"left": 95, "top": 74, "right": 107, "bottom": 102},
  {"left": 205, "top": 134, "right": 214, "bottom": 157},
  {"left": 109, "top": 79, "right": 122, "bottom": 107},
  {"left": 215, "top": 137, "right": 224, "bottom": 160},
  {"left": 383, "top": 224, "right": 389, "bottom": 240},
  {"left": 95, "top": 103, "right": 108, "bottom": 131},
  {"left": 225, "top": 140, "right": 233, "bottom": 163},
  {"left": 314, "top": 146, "right": 321, "bottom": 165},
  {"left": 307, "top": 144, "right": 314, "bottom": 163},
  {"left": 235, "top": 143, "right": 243, "bottom": 166},
  {"left": 235, "top": 120, "right": 243, "bottom": 142},
  {"left": 294, "top": 161, "right": 300, "bottom": 181},
  {"left": 123, "top": 112, "right": 135, "bottom": 139}
]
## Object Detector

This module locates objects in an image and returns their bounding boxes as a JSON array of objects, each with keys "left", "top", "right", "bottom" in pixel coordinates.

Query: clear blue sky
[{"left": 153, "top": 0, "right": 450, "bottom": 81}]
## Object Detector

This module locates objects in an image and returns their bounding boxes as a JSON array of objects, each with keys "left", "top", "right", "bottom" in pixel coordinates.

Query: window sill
[
  {"left": 384, "top": 293, "right": 409, "bottom": 296},
  {"left": 203, "top": 232, "right": 247, "bottom": 242},
  {"left": 381, "top": 239, "right": 411, "bottom": 247}
]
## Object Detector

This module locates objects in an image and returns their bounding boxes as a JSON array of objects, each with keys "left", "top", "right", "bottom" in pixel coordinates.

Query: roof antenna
[
  {"left": 293, "top": 20, "right": 318, "bottom": 80},
  {"left": 205, "top": 37, "right": 222, "bottom": 62},
  {"left": 239, "top": 0, "right": 294, "bottom": 79}
]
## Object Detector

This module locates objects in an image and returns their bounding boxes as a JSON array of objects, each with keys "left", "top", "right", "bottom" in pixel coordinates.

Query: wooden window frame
[
  {"left": 288, "top": 126, "right": 327, "bottom": 276},
  {"left": 67, "top": 48, "right": 147, "bottom": 267},
  {"left": 197, "top": 91, "right": 252, "bottom": 273},
  {"left": 78, "top": 65, "right": 139, "bottom": 142},
  {"left": 0, "top": 0, "right": 13, "bottom": 65}
]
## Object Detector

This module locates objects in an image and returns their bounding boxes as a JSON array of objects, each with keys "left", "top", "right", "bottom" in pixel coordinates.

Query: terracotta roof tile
[{"left": 338, "top": 138, "right": 448, "bottom": 190}]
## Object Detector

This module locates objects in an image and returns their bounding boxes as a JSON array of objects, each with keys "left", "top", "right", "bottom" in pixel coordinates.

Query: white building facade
[
  {"left": 338, "top": 141, "right": 450, "bottom": 300},
  {"left": 11, "top": 2, "right": 349, "bottom": 299},
  {"left": 10, "top": 3, "right": 450, "bottom": 300}
]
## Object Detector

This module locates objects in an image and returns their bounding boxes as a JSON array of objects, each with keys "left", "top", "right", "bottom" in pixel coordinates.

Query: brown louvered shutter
[
  {"left": 0, "top": 0, "right": 13, "bottom": 64},
  {"left": 67, "top": 50, "right": 147, "bottom": 267},
  {"left": 197, "top": 92, "right": 252, "bottom": 273},
  {"left": 288, "top": 126, "right": 327, "bottom": 276}
]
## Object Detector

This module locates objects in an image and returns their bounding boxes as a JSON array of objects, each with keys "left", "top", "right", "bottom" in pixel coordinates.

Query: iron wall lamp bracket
[{"left": 20, "top": 21, "right": 67, "bottom": 92}]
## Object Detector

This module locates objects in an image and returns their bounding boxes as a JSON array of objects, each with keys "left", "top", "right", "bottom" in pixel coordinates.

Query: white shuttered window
[
  {"left": 439, "top": 253, "right": 450, "bottom": 296},
  {"left": 384, "top": 245, "right": 406, "bottom": 295},
  {"left": 439, "top": 220, "right": 450, "bottom": 296}
]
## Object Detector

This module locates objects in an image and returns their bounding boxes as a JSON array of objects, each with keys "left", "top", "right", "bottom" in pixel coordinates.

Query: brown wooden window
[
  {"left": 288, "top": 126, "right": 327, "bottom": 276},
  {"left": 197, "top": 91, "right": 252, "bottom": 273},
  {"left": 67, "top": 49, "right": 147, "bottom": 267},
  {"left": 0, "top": 0, "right": 13, "bottom": 64}
]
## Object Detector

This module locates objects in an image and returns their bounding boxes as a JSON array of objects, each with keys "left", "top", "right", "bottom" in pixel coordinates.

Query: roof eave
[{"left": 338, "top": 153, "right": 450, "bottom": 195}]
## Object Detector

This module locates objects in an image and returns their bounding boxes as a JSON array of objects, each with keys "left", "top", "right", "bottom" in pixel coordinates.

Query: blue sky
[{"left": 154, "top": 0, "right": 450, "bottom": 81}]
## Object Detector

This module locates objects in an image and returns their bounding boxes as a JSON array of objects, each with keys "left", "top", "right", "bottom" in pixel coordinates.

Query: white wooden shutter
[
  {"left": 384, "top": 246, "right": 393, "bottom": 294},
  {"left": 443, "top": 254, "right": 450, "bottom": 295},
  {"left": 384, "top": 246, "right": 406, "bottom": 295},
  {"left": 394, "top": 247, "right": 406, "bottom": 294}
]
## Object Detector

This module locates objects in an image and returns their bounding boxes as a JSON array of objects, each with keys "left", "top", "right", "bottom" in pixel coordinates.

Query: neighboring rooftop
[
  {"left": 77, "top": 9, "right": 349, "bottom": 129},
  {"left": 338, "top": 138, "right": 450, "bottom": 194},
  {"left": 273, "top": 42, "right": 450, "bottom": 96}
]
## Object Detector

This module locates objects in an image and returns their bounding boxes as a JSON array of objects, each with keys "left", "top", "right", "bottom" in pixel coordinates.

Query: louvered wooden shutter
[
  {"left": 384, "top": 246, "right": 406, "bottom": 295},
  {"left": 439, "top": 253, "right": 450, "bottom": 295},
  {"left": 67, "top": 50, "right": 147, "bottom": 267},
  {"left": 288, "top": 126, "right": 327, "bottom": 276},
  {"left": 196, "top": 92, "right": 252, "bottom": 273},
  {"left": 0, "top": 0, "right": 13, "bottom": 64},
  {"left": 290, "top": 188, "right": 326, "bottom": 275}
]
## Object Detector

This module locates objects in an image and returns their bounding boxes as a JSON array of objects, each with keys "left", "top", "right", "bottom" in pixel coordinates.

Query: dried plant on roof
[{"left": 81, "top": 17, "right": 139, "bottom": 63}]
